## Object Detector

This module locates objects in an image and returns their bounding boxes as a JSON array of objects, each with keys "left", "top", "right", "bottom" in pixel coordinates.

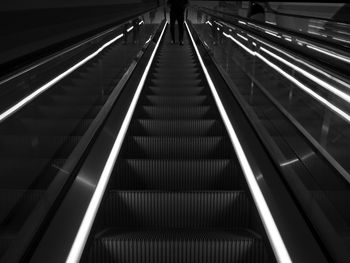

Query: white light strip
[
  {"left": 223, "top": 32, "right": 255, "bottom": 55},
  {"left": 256, "top": 52, "right": 350, "bottom": 123},
  {"left": 214, "top": 21, "right": 223, "bottom": 27},
  {"left": 222, "top": 32, "right": 350, "bottom": 123},
  {"left": 0, "top": 33, "right": 124, "bottom": 123},
  {"left": 237, "top": 33, "right": 248, "bottom": 41},
  {"left": 127, "top": 26, "right": 134, "bottom": 32},
  {"left": 66, "top": 22, "right": 167, "bottom": 263},
  {"left": 238, "top": 20, "right": 247, "bottom": 25},
  {"left": 261, "top": 47, "right": 350, "bottom": 103},
  {"left": 249, "top": 34, "right": 350, "bottom": 89},
  {"left": 206, "top": 21, "right": 213, "bottom": 26},
  {"left": 333, "top": 37, "right": 350, "bottom": 44},
  {"left": 0, "top": 26, "right": 121, "bottom": 86},
  {"left": 308, "top": 24, "right": 324, "bottom": 30},
  {"left": 306, "top": 44, "right": 350, "bottom": 64},
  {"left": 139, "top": 21, "right": 144, "bottom": 26},
  {"left": 186, "top": 21, "right": 292, "bottom": 263},
  {"left": 265, "top": 30, "right": 281, "bottom": 38},
  {"left": 266, "top": 20, "right": 277, "bottom": 25}
]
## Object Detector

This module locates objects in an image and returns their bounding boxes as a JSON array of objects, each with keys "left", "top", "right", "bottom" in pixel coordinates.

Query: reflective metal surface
[{"left": 187, "top": 6, "right": 350, "bottom": 263}]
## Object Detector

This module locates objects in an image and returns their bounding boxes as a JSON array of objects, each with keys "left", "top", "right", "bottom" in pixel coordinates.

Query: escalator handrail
[
  {"left": 196, "top": 6, "right": 350, "bottom": 77},
  {"left": 198, "top": 5, "right": 350, "bottom": 51},
  {"left": 195, "top": 6, "right": 350, "bottom": 185},
  {"left": 187, "top": 12, "right": 350, "bottom": 262},
  {"left": 265, "top": 2, "right": 350, "bottom": 25},
  {"left": 0, "top": 6, "right": 158, "bottom": 85},
  {"left": 186, "top": 20, "right": 329, "bottom": 263}
]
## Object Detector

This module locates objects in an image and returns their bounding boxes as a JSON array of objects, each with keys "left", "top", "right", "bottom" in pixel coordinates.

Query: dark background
[{"left": 0, "top": 0, "right": 159, "bottom": 75}]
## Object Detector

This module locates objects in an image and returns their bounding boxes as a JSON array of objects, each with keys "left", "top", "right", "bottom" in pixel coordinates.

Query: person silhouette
[{"left": 168, "top": 0, "right": 189, "bottom": 45}]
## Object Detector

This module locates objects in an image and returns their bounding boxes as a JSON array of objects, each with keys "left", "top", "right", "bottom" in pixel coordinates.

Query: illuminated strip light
[
  {"left": 308, "top": 30, "right": 321, "bottom": 36},
  {"left": 266, "top": 21, "right": 277, "bottom": 25},
  {"left": 214, "top": 21, "right": 223, "bottom": 27},
  {"left": 280, "top": 158, "right": 299, "bottom": 167},
  {"left": 0, "top": 25, "right": 123, "bottom": 86},
  {"left": 247, "top": 34, "right": 350, "bottom": 89},
  {"left": 306, "top": 44, "right": 350, "bottom": 64},
  {"left": 139, "top": 20, "right": 144, "bottom": 26},
  {"left": 205, "top": 21, "right": 213, "bottom": 26},
  {"left": 0, "top": 33, "right": 124, "bottom": 123},
  {"left": 284, "top": 38, "right": 292, "bottom": 42},
  {"left": 186, "top": 21, "right": 292, "bottom": 263},
  {"left": 237, "top": 33, "right": 248, "bottom": 41},
  {"left": 127, "top": 26, "right": 134, "bottom": 32},
  {"left": 261, "top": 47, "right": 350, "bottom": 104},
  {"left": 308, "top": 24, "right": 324, "bottom": 29},
  {"left": 265, "top": 30, "right": 281, "bottom": 38},
  {"left": 223, "top": 32, "right": 255, "bottom": 56},
  {"left": 335, "top": 30, "right": 350, "bottom": 36},
  {"left": 333, "top": 37, "right": 350, "bottom": 44},
  {"left": 238, "top": 20, "right": 247, "bottom": 25},
  {"left": 145, "top": 36, "right": 152, "bottom": 44},
  {"left": 257, "top": 53, "right": 350, "bottom": 122},
  {"left": 66, "top": 22, "right": 167, "bottom": 263},
  {"left": 253, "top": 42, "right": 257, "bottom": 47},
  {"left": 217, "top": 27, "right": 220, "bottom": 31},
  {"left": 223, "top": 32, "right": 350, "bottom": 124}
]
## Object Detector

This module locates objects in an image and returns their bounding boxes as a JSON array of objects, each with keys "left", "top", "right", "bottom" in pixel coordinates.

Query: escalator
[
  {"left": 0, "top": 23, "right": 152, "bottom": 261},
  {"left": 80, "top": 27, "right": 274, "bottom": 263}
]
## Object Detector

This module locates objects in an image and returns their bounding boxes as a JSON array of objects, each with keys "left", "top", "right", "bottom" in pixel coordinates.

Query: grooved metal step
[
  {"left": 86, "top": 229, "right": 266, "bottom": 263},
  {"left": 101, "top": 191, "right": 251, "bottom": 228},
  {"left": 112, "top": 159, "right": 243, "bottom": 190},
  {"left": 122, "top": 136, "right": 233, "bottom": 159},
  {"left": 81, "top": 26, "right": 272, "bottom": 263},
  {"left": 131, "top": 119, "right": 224, "bottom": 136},
  {"left": 143, "top": 95, "right": 209, "bottom": 106},
  {"left": 138, "top": 106, "right": 217, "bottom": 119},
  {"left": 147, "top": 86, "right": 205, "bottom": 95}
]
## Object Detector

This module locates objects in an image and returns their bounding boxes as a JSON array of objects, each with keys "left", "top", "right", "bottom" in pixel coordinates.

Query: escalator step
[
  {"left": 138, "top": 106, "right": 217, "bottom": 119},
  {"left": 147, "top": 86, "right": 205, "bottom": 96},
  {"left": 86, "top": 229, "right": 266, "bottom": 263},
  {"left": 153, "top": 68, "right": 199, "bottom": 74},
  {"left": 112, "top": 159, "right": 242, "bottom": 190},
  {"left": 122, "top": 136, "right": 232, "bottom": 158},
  {"left": 151, "top": 79, "right": 202, "bottom": 87},
  {"left": 152, "top": 73, "right": 201, "bottom": 79},
  {"left": 143, "top": 95, "right": 209, "bottom": 106},
  {"left": 130, "top": 119, "right": 224, "bottom": 136},
  {"left": 101, "top": 191, "right": 251, "bottom": 228}
]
